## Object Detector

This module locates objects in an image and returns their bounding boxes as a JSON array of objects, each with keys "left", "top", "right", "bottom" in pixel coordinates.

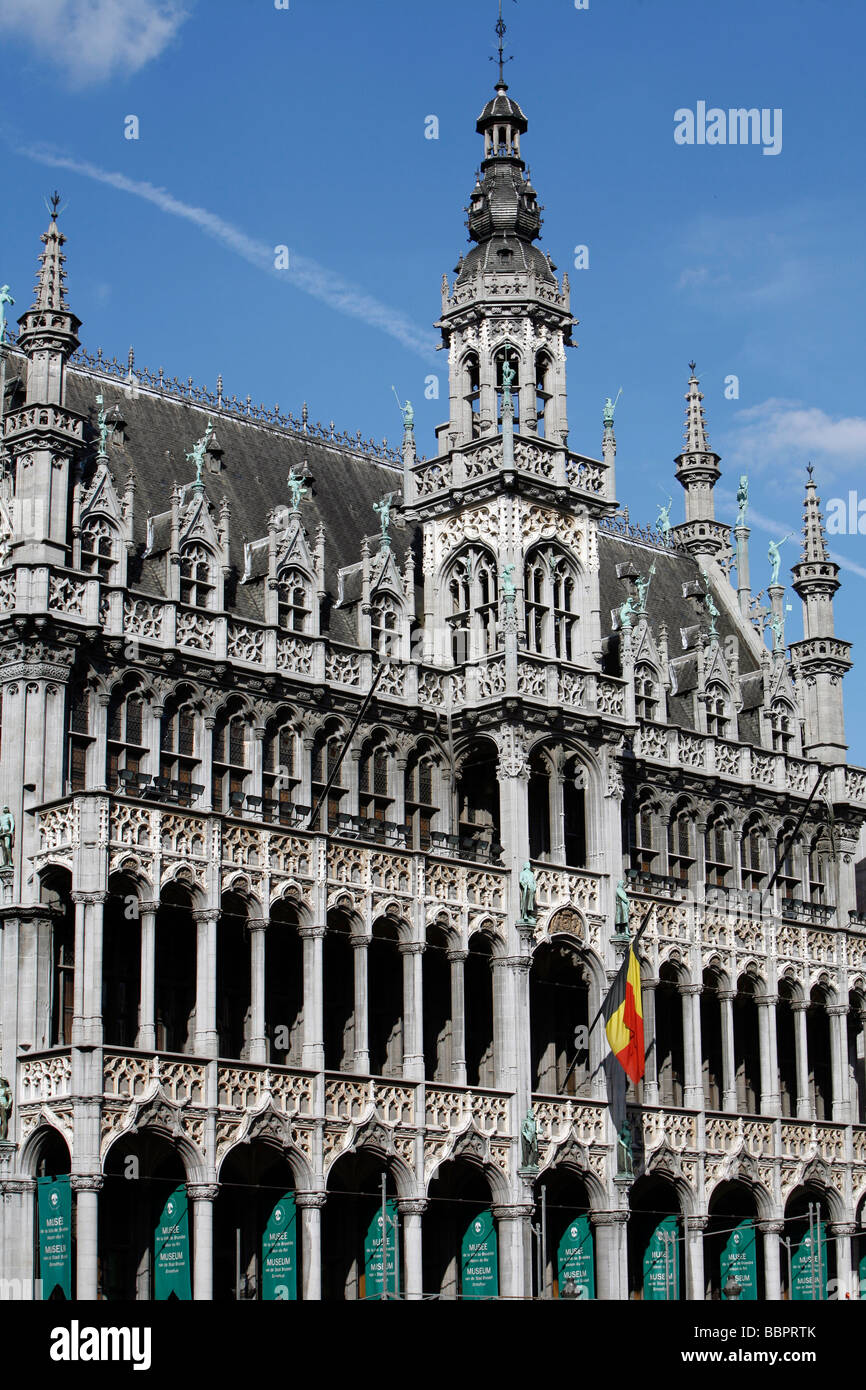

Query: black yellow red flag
[{"left": 601, "top": 939, "right": 645, "bottom": 1085}]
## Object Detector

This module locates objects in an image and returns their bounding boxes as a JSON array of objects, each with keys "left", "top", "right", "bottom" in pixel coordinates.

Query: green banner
[
  {"left": 721, "top": 1220, "right": 758, "bottom": 1300},
  {"left": 791, "top": 1222, "right": 827, "bottom": 1300},
  {"left": 37, "top": 1175, "right": 72, "bottom": 1300},
  {"left": 364, "top": 1200, "right": 399, "bottom": 1300},
  {"left": 643, "top": 1215, "right": 680, "bottom": 1300},
  {"left": 154, "top": 1185, "right": 191, "bottom": 1301},
  {"left": 557, "top": 1214, "right": 595, "bottom": 1299},
  {"left": 461, "top": 1209, "right": 498, "bottom": 1300},
  {"left": 261, "top": 1192, "right": 297, "bottom": 1301}
]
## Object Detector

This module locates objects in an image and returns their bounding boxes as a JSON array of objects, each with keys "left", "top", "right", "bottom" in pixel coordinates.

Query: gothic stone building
[{"left": 1, "top": 74, "right": 865, "bottom": 1302}]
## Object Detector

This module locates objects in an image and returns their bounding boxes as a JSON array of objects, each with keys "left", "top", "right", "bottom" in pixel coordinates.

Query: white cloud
[
  {"left": 0, "top": 0, "right": 190, "bottom": 86},
  {"left": 717, "top": 397, "right": 866, "bottom": 480},
  {"left": 17, "top": 143, "right": 439, "bottom": 360}
]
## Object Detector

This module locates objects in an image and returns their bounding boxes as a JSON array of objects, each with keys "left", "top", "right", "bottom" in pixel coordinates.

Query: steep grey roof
[{"left": 65, "top": 369, "right": 406, "bottom": 627}]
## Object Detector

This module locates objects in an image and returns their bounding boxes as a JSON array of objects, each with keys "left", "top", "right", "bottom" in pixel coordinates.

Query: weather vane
[
  {"left": 45, "top": 190, "right": 66, "bottom": 220},
  {"left": 491, "top": 0, "right": 516, "bottom": 85}
]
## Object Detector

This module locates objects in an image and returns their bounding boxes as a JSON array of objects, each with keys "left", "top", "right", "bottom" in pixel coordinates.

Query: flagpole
[{"left": 586, "top": 901, "right": 654, "bottom": 1039}]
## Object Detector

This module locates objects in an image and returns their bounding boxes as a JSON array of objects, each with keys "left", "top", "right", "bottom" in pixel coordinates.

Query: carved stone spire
[
  {"left": 17, "top": 196, "right": 81, "bottom": 404},
  {"left": 671, "top": 362, "right": 728, "bottom": 559},
  {"left": 790, "top": 465, "right": 851, "bottom": 763}
]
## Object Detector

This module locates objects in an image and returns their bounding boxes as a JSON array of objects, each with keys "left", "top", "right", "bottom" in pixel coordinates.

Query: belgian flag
[{"left": 602, "top": 934, "right": 646, "bottom": 1085}]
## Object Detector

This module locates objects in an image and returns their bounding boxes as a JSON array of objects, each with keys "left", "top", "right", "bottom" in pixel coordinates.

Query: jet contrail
[{"left": 16, "top": 142, "right": 439, "bottom": 360}]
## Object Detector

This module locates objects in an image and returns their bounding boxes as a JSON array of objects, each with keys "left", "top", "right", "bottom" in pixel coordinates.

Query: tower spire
[
  {"left": 671, "top": 362, "right": 728, "bottom": 559},
  {"left": 17, "top": 193, "right": 81, "bottom": 402},
  {"left": 800, "top": 461, "right": 830, "bottom": 564},
  {"left": 790, "top": 464, "right": 851, "bottom": 763}
]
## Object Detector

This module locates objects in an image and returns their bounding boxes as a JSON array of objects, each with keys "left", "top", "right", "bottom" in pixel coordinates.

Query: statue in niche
[
  {"left": 519, "top": 861, "right": 537, "bottom": 923},
  {"left": 615, "top": 878, "right": 630, "bottom": 929},
  {"left": 520, "top": 1110, "right": 539, "bottom": 1170},
  {"left": 0, "top": 806, "right": 14, "bottom": 867}
]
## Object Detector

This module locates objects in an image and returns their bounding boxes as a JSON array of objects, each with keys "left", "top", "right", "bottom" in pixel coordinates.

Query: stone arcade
[{"left": 0, "top": 68, "right": 865, "bottom": 1301}]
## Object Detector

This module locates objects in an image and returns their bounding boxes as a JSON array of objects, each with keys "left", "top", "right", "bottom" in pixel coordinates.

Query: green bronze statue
[
  {"left": 0, "top": 1075, "right": 11, "bottom": 1142},
  {"left": 657, "top": 496, "right": 673, "bottom": 540},
  {"left": 287, "top": 465, "right": 309, "bottom": 512},
  {"left": 391, "top": 387, "right": 414, "bottom": 432},
  {"left": 635, "top": 563, "right": 656, "bottom": 613},
  {"left": 615, "top": 878, "right": 630, "bottom": 929},
  {"left": 704, "top": 576, "right": 720, "bottom": 639},
  {"left": 768, "top": 534, "right": 791, "bottom": 586},
  {"left": 619, "top": 594, "right": 638, "bottom": 631},
  {"left": 603, "top": 388, "right": 622, "bottom": 429},
  {"left": 0, "top": 285, "right": 14, "bottom": 345},
  {"left": 186, "top": 419, "right": 214, "bottom": 488},
  {"left": 520, "top": 1109, "right": 539, "bottom": 1170},
  {"left": 0, "top": 806, "right": 14, "bottom": 868},
  {"left": 735, "top": 475, "right": 749, "bottom": 528}
]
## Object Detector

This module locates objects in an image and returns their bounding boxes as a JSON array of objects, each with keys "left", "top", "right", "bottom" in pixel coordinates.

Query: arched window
[
  {"left": 808, "top": 836, "right": 826, "bottom": 905},
  {"left": 277, "top": 567, "right": 312, "bottom": 632},
  {"left": 358, "top": 736, "right": 392, "bottom": 826},
  {"left": 770, "top": 701, "right": 794, "bottom": 754},
  {"left": 213, "top": 706, "right": 250, "bottom": 813},
  {"left": 179, "top": 543, "right": 215, "bottom": 609},
  {"left": 495, "top": 347, "right": 520, "bottom": 430},
  {"left": 107, "top": 685, "right": 145, "bottom": 789},
  {"left": 523, "top": 547, "right": 578, "bottom": 661},
  {"left": 405, "top": 749, "right": 436, "bottom": 851},
  {"left": 311, "top": 724, "right": 348, "bottom": 831},
  {"left": 263, "top": 723, "right": 299, "bottom": 823},
  {"left": 535, "top": 352, "right": 553, "bottom": 438},
  {"left": 629, "top": 792, "right": 657, "bottom": 874},
  {"left": 67, "top": 685, "right": 92, "bottom": 792},
  {"left": 160, "top": 701, "right": 198, "bottom": 795},
  {"left": 634, "top": 663, "right": 659, "bottom": 721},
  {"left": 705, "top": 682, "right": 732, "bottom": 739},
  {"left": 463, "top": 353, "right": 481, "bottom": 439},
  {"left": 447, "top": 547, "right": 498, "bottom": 663},
  {"left": 775, "top": 827, "right": 800, "bottom": 901},
  {"left": 740, "top": 818, "right": 768, "bottom": 892},
  {"left": 705, "top": 811, "right": 733, "bottom": 889},
  {"left": 370, "top": 593, "right": 401, "bottom": 657},
  {"left": 80, "top": 516, "right": 118, "bottom": 582},
  {"left": 667, "top": 802, "right": 695, "bottom": 886}
]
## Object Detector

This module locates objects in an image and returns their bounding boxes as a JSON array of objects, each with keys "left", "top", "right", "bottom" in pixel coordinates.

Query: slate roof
[{"left": 64, "top": 365, "right": 762, "bottom": 702}]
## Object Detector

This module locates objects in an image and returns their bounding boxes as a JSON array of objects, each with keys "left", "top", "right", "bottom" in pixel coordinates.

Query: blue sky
[{"left": 1, "top": 0, "right": 865, "bottom": 760}]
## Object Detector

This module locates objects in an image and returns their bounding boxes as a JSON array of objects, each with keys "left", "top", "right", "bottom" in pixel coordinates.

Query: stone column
[
  {"left": 299, "top": 926, "right": 325, "bottom": 1070},
  {"left": 72, "top": 1176, "right": 103, "bottom": 1300},
  {"left": 187, "top": 1183, "right": 219, "bottom": 1301},
  {"left": 685, "top": 1214, "right": 708, "bottom": 1300},
  {"left": 549, "top": 755, "right": 566, "bottom": 862},
  {"left": 830, "top": 1222, "right": 856, "bottom": 1300},
  {"left": 642, "top": 979, "right": 659, "bottom": 1106},
  {"left": 682, "top": 985, "right": 703, "bottom": 1110},
  {"left": 72, "top": 891, "right": 107, "bottom": 1048},
  {"left": 493, "top": 1204, "right": 533, "bottom": 1301},
  {"left": 92, "top": 693, "right": 110, "bottom": 792},
  {"left": 249, "top": 921, "right": 267, "bottom": 1064},
  {"left": 447, "top": 949, "right": 468, "bottom": 1086},
  {"left": 756, "top": 994, "right": 780, "bottom": 1115},
  {"left": 592, "top": 1210, "right": 629, "bottom": 1301},
  {"left": 350, "top": 934, "right": 370, "bottom": 1073},
  {"left": 193, "top": 909, "right": 219, "bottom": 1058},
  {"left": 760, "top": 1220, "right": 783, "bottom": 1300},
  {"left": 719, "top": 990, "right": 738, "bottom": 1112},
  {"left": 792, "top": 1001, "right": 812, "bottom": 1119},
  {"left": 137, "top": 901, "right": 158, "bottom": 1050},
  {"left": 827, "top": 1006, "right": 850, "bottom": 1124},
  {"left": 296, "top": 1192, "right": 326, "bottom": 1301},
  {"left": 399, "top": 1199, "right": 427, "bottom": 1301},
  {"left": 400, "top": 942, "right": 425, "bottom": 1082}
]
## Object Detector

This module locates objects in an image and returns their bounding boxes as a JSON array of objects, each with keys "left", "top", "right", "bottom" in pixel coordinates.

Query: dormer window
[
  {"left": 179, "top": 543, "right": 215, "bottom": 609},
  {"left": 705, "top": 682, "right": 732, "bottom": 739},
  {"left": 277, "top": 567, "right": 312, "bottom": 632},
  {"left": 80, "top": 517, "right": 117, "bottom": 583}
]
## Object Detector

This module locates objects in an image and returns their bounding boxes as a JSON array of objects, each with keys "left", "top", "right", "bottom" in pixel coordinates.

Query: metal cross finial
[
  {"left": 689, "top": 360, "right": 697, "bottom": 375},
  {"left": 46, "top": 190, "right": 65, "bottom": 220},
  {"left": 807, "top": 461, "right": 814, "bottom": 480}
]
